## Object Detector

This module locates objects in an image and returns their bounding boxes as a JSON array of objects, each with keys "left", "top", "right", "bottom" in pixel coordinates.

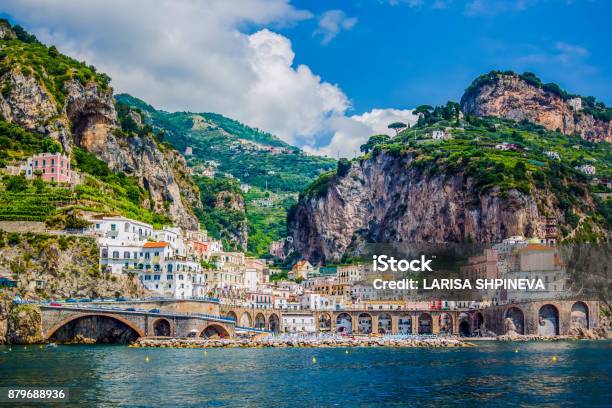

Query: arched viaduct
[{"left": 40, "top": 306, "right": 235, "bottom": 342}]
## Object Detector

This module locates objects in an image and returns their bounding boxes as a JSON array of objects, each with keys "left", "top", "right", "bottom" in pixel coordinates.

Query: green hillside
[{"left": 115, "top": 94, "right": 336, "bottom": 193}]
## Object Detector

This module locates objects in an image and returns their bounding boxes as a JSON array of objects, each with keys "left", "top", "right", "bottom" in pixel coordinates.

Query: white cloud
[
  {"left": 314, "top": 10, "right": 357, "bottom": 45},
  {"left": 2, "top": 0, "right": 357, "bottom": 148},
  {"left": 304, "top": 108, "right": 418, "bottom": 158}
]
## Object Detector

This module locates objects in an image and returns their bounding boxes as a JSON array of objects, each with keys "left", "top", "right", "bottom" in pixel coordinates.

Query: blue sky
[
  {"left": 280, "top": 0, "right": 612, "bottom": 113},
  {"left": 2, "top": 0, "right": 610, "bottom": 156}
]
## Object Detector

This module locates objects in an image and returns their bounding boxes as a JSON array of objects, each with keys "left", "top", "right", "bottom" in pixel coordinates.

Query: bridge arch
[
  {"left": 226, "top": 311, "right": 238, "bottom": 322},
  {"left": 571, "top": 301, "right": 589, "bottom": 330},
  {"left": 268, "top": 313, "right": 280, "bottom": 333},
  {"left": 505, "top": 307, "right": 525, "bottom": 335},
  {"left": 45, "top": 313, "right": 144, "bottom": 343},
  {"left": 398, "top": 313, "right": 412, "bottom": 334},
  {"left": 199, "top": 324, "right": 230, "bottom": 339},
  {"left": 239, "top": 312, "right": 252, "bottom": 327},
  {"left": 378, "top": 313, "right": 392, "bottom": 334},
  {"left": 459, "top": 313, "right": 470, "bottom": 337},
  {"left": 439, "top": 313, "right": 453, "bottom": 334},
  {"left": 336, "top": 313, "right": 352, "bottom": 334},
  {"left": 152, "top": 318, "right": 173, "bottom": 337},
  {"left": 358, "top": 313, "right": 372, "bottom": 334},
  {"left": 538, "top": 304, "right": 559, "bottom": 336},
  {"left": 418, "top": 313, "right": 432, "bottom": 334},
  {"left": 255, "top": 313, "right": 266, "bottom": 330},
  {"left": 318, "top": 313, "right": 331, "bottom": 331}
]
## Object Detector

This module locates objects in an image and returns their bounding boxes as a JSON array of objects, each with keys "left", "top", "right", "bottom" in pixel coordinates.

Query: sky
[{"left": 2, "top": 0, "right": 611, "bottom": 157}]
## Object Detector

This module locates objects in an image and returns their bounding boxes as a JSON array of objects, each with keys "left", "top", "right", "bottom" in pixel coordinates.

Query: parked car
[
  {"left": 50, "top": 302, "right": 61, "bottom": 307},
  {"left": 116, "top": 297, "right": 127, "bottom": 302},
  {"left": 149, "top": 308, "right": 161, "bottom": 313},
  {"left": 79, "top": 298, "right": 92, "bottom": 303},
  {"left": 126, "top": 308, "right": 136, "bottom": 311},
  {"left": 65, "top": 299, "right": 77, "bottom": 303}
]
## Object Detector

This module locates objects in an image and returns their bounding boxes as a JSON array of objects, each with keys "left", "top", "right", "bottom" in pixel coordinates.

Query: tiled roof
[{"left": 143, "top": 242, "right": 169, "bottom": 248}]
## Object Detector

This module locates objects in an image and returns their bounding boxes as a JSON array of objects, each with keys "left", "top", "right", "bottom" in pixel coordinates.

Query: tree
[
  {"left": 360, "top": 134, "right": 390, "bottom": 153},
  {"left": 337, "top": 158, "right": 351, "bottom": 177},
  {"left": 388, "top": 122, "right": 407, "bottom": 135},
  {"left": 6, "top": 174, "right": 28, "bottom": 192}
]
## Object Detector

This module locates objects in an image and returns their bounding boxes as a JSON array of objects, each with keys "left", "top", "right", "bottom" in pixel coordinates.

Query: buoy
[
  {"left": 345, "top": 350, "right": 349, "bottom": 354},
  {"left": 551, "top": 356, "right": 557, "bottom": 362},
  {"left": 204, "top": 350, "right": 208, "bottom": 356},
  {"left": 145, "top": 356, "right": 150, "bottom": 363},
  {"left": 8, "top": 348, "right": 11, "bottom": 352},
  {"left": 312, "top": 357, "right": 317, "bottom": 363},
  {"left": 39, "top": 345, "right": 43, "bottom": 349},
  {"left": 23, "top": 346, "right": 27, "bottom": 350},
  {"left": 514, "top": 348, "right": 519, "bottom": 353}
]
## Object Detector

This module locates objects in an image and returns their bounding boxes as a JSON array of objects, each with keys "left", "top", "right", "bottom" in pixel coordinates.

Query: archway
[
  {"left": 319, "top": 313, "right": 331, "bottom": 331},
  {"left": 505, "top": 307, "right": 525, "bottom": 335},
  {"left": 473, "top": 312, "right": 484, "bottom": 336},
  {"left": 226, "top": 311, "right": 238, "bottom": 322},
  {"left": 358, "top": 313, "right": 372, "bottom": 334},
  {"left": 153, "top": 318, "right": 172, "bottom": 337},
  {"left": 571, "top": 302, "right": 589, "bottom": 330},
  {"left": 268, "top": 314, "right": 280, "bottom": 333},
  {"left": 538, "top": 304, "right": 559, "bottom": 336},
  {"left": 336, "top": 313, "right": 352, "bottom": 334},
  {"left": 239, "top": 312, "right": 252, "bottom": 327},
  {"left": 255, "top": 313, "right": 266, "bottom": 330},
  {"left": 459, "top": 312, "right": 470, "bottom": 337},
  {"left": 48, "top": 314, "right": 142, "bottom": 344},
  {"left": 418, "top": 313, "right": 432, "bottom": 334},
  {"left": 398, "top": 314, "right": 412, "bottom": 335},
  {"left": 200, "top": 324, "right": 230, "bottom": 339},
  {"left": 378, "top": 313, "right": 392, "bottom": 334},
  {"left": 439, "top": 313, "right": 453, "bottom": 334}
]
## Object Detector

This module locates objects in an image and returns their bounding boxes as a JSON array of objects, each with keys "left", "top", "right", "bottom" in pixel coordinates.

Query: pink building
[{"left": 24, "top": 153, "right": 71, "bottom": 183}]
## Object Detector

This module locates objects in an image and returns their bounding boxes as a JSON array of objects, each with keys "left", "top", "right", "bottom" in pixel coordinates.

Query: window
[
  {"left": 111, "top": 224, "right": 116, "bottom": 231},
  {"left": 112, "top": 251, "right": 119, "bottom": 259},
  {"left": 144, "top": 275, "right": 151, "bottom": 280},
  {"left": 42, "top": 159, "right": 46, "bottom": 166},
  {"left": 154, "top": 275, "right": 160, "bottom": 280},
  {"left": 96, "top": 224, "right": 100, "bottom": 229},
  {"left": 179, "top": 274, "right": 184, "bottom": 280},
  {"left": 167, "top": 275, "right": 173, "bottom": 280},
  {"left": 124, "top": 252, "right": 130, "bottom": 259}
]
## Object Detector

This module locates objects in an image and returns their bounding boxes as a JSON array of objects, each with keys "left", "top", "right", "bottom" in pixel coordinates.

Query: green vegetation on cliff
[
  {"left": 0, "top": 19, "right": 110, "bottom": 108},
  {"left": 115, "top": 94, "right": 336, "bottom": 193}
]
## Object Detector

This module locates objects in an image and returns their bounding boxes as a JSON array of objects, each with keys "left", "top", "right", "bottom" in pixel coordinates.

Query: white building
[
  {"left": 282, "top": 312, "right": 316, "bottom": 333},
  {"left": 576, "top": 164, "right": 596, "bottom": 175},
  {"left": 432, "top": 129, "right": 451, "bottom": 140},
  {"left": 544, "top": 151, "right": 560, "bottom": 160}
]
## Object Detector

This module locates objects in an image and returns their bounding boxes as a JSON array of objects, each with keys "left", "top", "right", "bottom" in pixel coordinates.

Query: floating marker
[
  {"left": 39, "top": 345, "right": 43, "bottom": 349},
  {"left": 204, "top": 350, "right": 208, "bottom": 356},
  {"left": 8, "top": 348, "right": 11, "bottom": 352},
  {"left": 345, "top": 350, "right": 349, "bottom": 354},
  {"left": 145, "top": 356, "right": 150, "bottom": 363},
  {"left": 515, "top": 348, "right": 519, "bottom": 353},
  {"left": 312, "top": 357, "right": 317, "bottom": 363},
  {"left": 551, "top": 356, "right": 557, "bottom": 362}
]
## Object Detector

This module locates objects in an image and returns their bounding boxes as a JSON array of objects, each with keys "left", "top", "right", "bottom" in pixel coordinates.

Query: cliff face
[
  {"left": 0, "top": 24, "right": 199, "bottom": 229},
  {"left": 460, "top": 73, "right": 612, "bottom": 142},
  {"left": 290, "top": 153, "right": 555, "bottom": 263}
]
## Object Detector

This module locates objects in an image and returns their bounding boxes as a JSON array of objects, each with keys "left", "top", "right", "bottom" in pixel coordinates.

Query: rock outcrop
[
  {"left": 461, "top": 72, "right": 612, "bottom": 142},
  {"left": 0, "top": 23, "right": 199, "bottom": 229},
  {"left": 290, "top": 152, "right": 555, "bottom": 263}
]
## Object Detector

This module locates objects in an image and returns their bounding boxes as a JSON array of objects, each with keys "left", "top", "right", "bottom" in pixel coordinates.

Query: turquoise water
[{"left": 0, "top": 341, "right": 610, "bottom": 407}]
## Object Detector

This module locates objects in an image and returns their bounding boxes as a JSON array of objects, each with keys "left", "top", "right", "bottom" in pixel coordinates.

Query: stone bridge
[
  {"left": 481, "top": 300, "right": 599, "bottom": 336},
  {"left": 219, "top": 305, "right": 281, "bottom": 333},
  {"left": 313, "top": 310, "right": 464, "bottom": 335},
  {"left": 40, "top": 305, "right": 236, "bottom": 342}
]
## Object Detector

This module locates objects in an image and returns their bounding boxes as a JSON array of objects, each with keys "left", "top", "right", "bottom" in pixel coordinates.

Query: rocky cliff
[
  {"left": 290, "top": 152, "right": 559, "bottom": 263},
  {"left": 0, "top": 21, "right": 199, "bottom": 229},
  {"left": 461, "top": 71, "right": 612, "bottom": 143}
]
